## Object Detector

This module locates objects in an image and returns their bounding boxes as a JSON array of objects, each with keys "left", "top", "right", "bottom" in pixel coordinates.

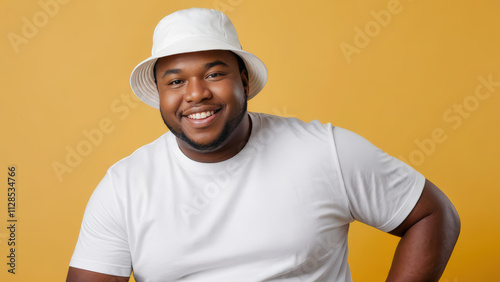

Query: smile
[{"left": 187, "top": 111, "right": 215, "bottom": 120}]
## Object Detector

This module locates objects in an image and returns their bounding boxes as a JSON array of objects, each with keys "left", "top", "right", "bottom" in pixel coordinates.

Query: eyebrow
[
  {"left": 162, "top": 68, "right": 182, "bottom": 78},
  {"left": 204, "top": 60, "right": 229, "bottom": 69},
  {"left": 161, "top": 60, "right": 230, "bottom": 79}
]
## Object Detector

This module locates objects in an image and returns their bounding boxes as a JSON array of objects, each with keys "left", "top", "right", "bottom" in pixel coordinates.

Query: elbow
[
  {"left": 448, "top": 203, "right": 461, "bottom": 242},
  {"left": 438, "top": 199, "right": 461, "bottom": 254}
]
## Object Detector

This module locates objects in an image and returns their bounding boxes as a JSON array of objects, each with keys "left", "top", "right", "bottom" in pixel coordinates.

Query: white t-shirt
[{"left": 69, "top": 112, "right": 425, "bottom": 281}]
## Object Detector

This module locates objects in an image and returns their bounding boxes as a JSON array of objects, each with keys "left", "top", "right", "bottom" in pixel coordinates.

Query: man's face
[{"left": 155, "top": 50, "right": 249, "bottom": 153}]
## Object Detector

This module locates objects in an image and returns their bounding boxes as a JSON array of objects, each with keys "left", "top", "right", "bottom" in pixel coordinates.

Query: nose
[{"left": 184, "top": 78, "right": 212, "bottom": 103}]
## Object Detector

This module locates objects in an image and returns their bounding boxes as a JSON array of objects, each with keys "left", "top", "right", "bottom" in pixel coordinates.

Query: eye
[
  {"left": 168, "top": 79, "right": 184, "bottom": 86},
  {"left": 206, "top": 73, "right": 225, "bottom": 79}
]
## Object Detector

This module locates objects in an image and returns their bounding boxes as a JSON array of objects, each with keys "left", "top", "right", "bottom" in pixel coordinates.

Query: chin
[{"left": 181, "top": 129, "right": 231, "bottom": 152}]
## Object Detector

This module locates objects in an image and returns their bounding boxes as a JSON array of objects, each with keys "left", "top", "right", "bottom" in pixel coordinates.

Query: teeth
[{"left": 188, "top": 111, "right": 215, "bottom": 120}]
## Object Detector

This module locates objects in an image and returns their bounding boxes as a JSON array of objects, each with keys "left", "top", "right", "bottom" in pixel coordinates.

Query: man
[{"left": 67, "top": 8, "right": 460, "bottom": 282}]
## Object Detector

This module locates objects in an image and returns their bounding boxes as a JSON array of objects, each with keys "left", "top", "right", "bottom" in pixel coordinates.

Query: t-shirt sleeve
[
  {"left": 69, "top": 172, "right": 132, "bottom": 277},
  {"left": 333, "top": 127, "right": 426, "bottom": 232}
]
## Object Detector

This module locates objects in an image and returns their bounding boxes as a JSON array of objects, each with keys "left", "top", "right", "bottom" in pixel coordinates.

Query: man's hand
[
  {"left": 66, "top": 267, "right": 130, "bottom": 282},
  {"left": 387, "top": 179, "right": 460, "bottom": 281}
]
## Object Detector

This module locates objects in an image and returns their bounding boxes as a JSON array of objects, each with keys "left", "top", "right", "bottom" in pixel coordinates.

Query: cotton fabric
[{"left": 70, "top": 112, "right": 425, "bottom": 281}]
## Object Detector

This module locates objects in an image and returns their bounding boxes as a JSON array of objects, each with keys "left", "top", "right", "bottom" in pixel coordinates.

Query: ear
[{"left": 240, "top": 69, "right": 250, "bottom": 98}]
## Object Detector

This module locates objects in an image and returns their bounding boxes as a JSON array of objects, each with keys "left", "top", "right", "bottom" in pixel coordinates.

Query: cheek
[
  {"left": 231, "top": 86, "right": 247, "bottom": 107},
  {"left": 212, "top": 81, "right": 246, "bottom": 104},
  {"left": 159, "top": 91, "right": 183, "bottom": 117}
]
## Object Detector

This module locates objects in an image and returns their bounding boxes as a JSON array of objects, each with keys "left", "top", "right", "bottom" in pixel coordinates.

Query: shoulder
[
  {"left": 332, "top": 126, "right": 381, "bottom": 159},
  {"left": 251, "top": 112, "right": 326, "bottom": 128},
  {"left": 106, "top": 132, "right": 171, "bottom": 177},
  {"left": 250, "top": 112, "right": 334, "bottom": 138},
  {"left": 331, "top": 126, "right": 398, "bottom": 177},
  {"left": 250, "top": 112, "right": 373, "bottom": 151}
]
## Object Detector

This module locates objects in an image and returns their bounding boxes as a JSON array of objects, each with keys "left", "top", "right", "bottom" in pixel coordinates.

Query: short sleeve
[
  {"left": 333, "top": 127, "right": 426, "bottom": 232},
  {"left": 69, "top": 172, "right": 132, "bottom": 277}
]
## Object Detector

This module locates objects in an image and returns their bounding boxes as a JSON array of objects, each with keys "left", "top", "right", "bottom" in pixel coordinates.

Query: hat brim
[{"left": 130, "top": 36, "right": 268, "bottom": 109}]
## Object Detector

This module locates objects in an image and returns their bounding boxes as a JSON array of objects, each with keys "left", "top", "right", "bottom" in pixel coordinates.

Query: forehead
[{"left": 155, "top": 50, "right": 239, "bottom": 70}]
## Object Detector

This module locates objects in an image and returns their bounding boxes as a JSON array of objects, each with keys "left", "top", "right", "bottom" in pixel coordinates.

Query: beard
[{"left": 161, "top": 99, "right": 247, "bottom": 152}]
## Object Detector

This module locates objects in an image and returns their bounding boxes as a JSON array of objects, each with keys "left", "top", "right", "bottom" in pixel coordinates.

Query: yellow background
[{"left": 1, "top": 0, "right": 499, "bottom": 281}]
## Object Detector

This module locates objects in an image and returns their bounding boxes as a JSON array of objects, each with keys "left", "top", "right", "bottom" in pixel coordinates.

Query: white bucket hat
[{"left": 130, "top": 8, "right": 268, "bottom": 109}]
